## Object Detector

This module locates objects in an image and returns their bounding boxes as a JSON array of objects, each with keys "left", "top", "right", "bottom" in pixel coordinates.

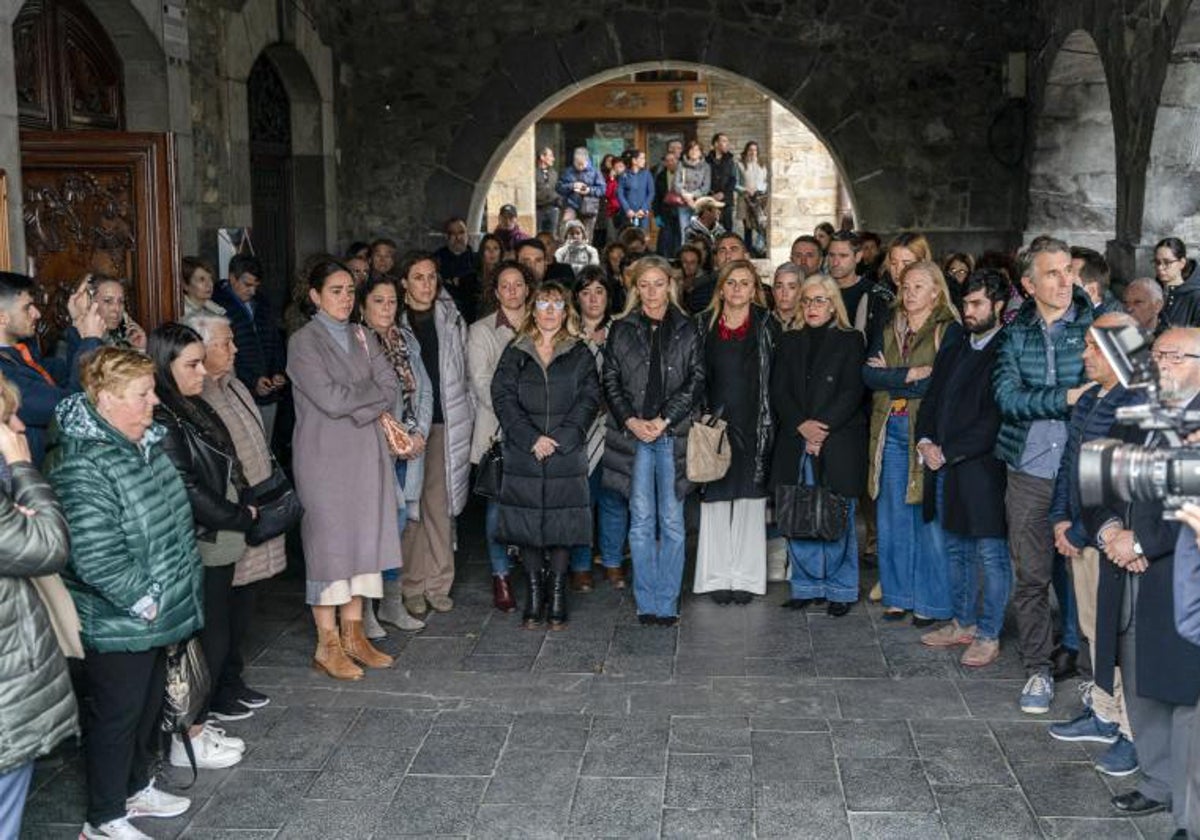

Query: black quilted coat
[{"left": 491, "top": 336, "right": 600, "bottom": 548}]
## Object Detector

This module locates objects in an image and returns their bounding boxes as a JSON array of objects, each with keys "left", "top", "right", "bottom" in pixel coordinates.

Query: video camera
[{"left": 1077, "top": 323, "right": 1200, "bottom": 518}]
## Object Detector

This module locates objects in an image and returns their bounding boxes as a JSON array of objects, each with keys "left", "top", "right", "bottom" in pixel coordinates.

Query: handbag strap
[
  {"left": 227, "top": 382, "right": 283, "bottom": 471},
  {"left": 799, "top": 452, "right": 823, "bottom": 487}
]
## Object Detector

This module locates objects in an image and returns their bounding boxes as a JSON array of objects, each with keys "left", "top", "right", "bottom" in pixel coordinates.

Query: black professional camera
[{"left": 1077, "top": 323, "right": 1200, "bottom": 517}]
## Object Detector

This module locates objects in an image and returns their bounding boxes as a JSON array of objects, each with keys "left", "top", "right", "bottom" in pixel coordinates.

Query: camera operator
[
  {"left": 1091, "top": 327, "right": 1200, "bottom": 832},
  {"left": 1046, "top": 312, "right": 1142, "bottom": 776},
  {"left": 1169, "top": 501, "right": 1200, "bottom": 840}
]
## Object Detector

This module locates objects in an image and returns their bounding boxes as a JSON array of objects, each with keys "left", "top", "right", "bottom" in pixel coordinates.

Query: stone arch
[
  {"left": 221, "top": 0, "right": 336, "bottom": 264},
  {"left": 1142, "top": 1, "right": 1200, "bottom": 255},
  {"left": 80, "top": 0, "right": 169, "bottom": 132},
  {"left": 1025, "top": 29, "right": 1117, "bottom": 250},
  {"left": 424, "top": 19, "right": 906, "bottom": 238}
]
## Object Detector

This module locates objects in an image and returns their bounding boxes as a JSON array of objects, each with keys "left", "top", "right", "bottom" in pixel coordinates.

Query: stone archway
[
  {"left": 422, "top": 20, "right": 907, "bottom": 242},
  {"left": 1025, "top": 29, "right": 1117, "bottom": 250},
  {"left": 1142, "top": 1, "right": 1200, "bottom": 260}
]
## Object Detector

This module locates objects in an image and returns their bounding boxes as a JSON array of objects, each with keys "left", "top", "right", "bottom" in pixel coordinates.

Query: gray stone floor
[{"left": 20, "top": 513, "right": 1179, "bottom": 839}]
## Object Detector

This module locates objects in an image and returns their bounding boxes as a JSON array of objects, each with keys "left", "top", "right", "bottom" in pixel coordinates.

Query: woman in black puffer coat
[{"left": 492, "top": 282, "right": 600, "bottom": 630}]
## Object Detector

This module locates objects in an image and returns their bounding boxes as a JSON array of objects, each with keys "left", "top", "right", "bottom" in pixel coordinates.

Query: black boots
[
  {"left": 547, "top": 571, "right": 568, "bottom": 630},
  {"left": 523, "top": 567, "right": 546, "bottom": 628}
]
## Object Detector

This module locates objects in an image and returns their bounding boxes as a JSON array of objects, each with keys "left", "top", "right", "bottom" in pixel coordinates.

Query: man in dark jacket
[
  {"left": 993, "top": 237, "right": 1096, "bottom": 714},
  {"left": 1046, "top": 311, "right": 1142, "bottom": 778},
  {"left": 0, "top": 273, "right": 105, "bottom": 466},
  {"left": 706, "top": 133, "right": 736, "bottom": 232},
  {"left": 1071, "top": 247, "right": 1121, "bottom": 315},
  {"left": 212, "top": 255, "right": 287, "bottom": 444},
  {"left": 534, "top": 147, "right": 560, "bottom": 235},
  {"left": 916, "top": 270, "right": 1010, "bottom": 667},
  {"left": 1090, "top": 327, "right": 1200, "bottom": 832},
  {"left": 653, "top": 150, "right": 682, "bottom": 258}
]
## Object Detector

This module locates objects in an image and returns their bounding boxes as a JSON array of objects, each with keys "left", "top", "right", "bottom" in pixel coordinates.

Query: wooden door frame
[{"left": 20, "top": 130, "right": 179, "bottom": 329}]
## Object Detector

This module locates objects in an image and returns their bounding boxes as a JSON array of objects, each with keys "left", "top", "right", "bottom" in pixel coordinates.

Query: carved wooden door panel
[{"left": 21, "top": 132, "right": 178, "bottom": 352}]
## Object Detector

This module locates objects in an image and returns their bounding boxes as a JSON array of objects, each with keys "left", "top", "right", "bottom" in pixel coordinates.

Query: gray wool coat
[{"left": 288, "top": 318, "right": 402, "bottom": 586}]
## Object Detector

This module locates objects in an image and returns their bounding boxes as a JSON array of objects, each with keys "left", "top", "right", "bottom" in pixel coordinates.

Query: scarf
[{"left": 378, "top": 325, "right": 417, "bottom": 407}]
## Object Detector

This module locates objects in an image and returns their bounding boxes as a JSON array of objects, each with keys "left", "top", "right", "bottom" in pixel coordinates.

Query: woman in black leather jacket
[
  {"left": 149, "top": 323, "right": 255, "bottom": 771},
  {"left": 602, "top": 255, "right": 704, "bottom": 625}
]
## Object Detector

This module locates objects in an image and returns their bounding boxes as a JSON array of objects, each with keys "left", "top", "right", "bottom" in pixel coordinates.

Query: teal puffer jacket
[
  {"left": 45, "top": 393, "right": 203, "bottom": 653},
  {"left": 0, "top": 462, "right": 79, "bottom": 774}
]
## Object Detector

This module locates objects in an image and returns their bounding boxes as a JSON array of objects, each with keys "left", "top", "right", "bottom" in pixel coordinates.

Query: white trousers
[{"left": 694, "top": 498, "right": 767, "bottom": 594}]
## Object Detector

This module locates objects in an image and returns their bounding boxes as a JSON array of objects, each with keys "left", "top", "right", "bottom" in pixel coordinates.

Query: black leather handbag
[
  {"left": 775, "top": 454, "right": 849, "bottom": 542},
  {"left": 243, "top": 462, "right": 304, "bottom": 546},
  {"left": 474, "top": 438, "right": 504, "bottom": 499}
]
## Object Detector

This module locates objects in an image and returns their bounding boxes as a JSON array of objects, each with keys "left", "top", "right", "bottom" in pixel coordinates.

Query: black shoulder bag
[{"left": 775, "top": 453, "right": 850, "bottom": 542}]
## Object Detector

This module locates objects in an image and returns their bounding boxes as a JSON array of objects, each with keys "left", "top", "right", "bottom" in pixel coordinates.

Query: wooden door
[
  {"left": 21, "top": 131, "right": 179, "bottom": 351},
  {"left": 248, "top": 54, "right": 294, "bottom": 318}
]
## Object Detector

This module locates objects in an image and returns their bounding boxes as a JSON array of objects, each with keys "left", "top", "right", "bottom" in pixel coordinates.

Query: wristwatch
[{"left": 1132, "top": 538, "right": 1144, "bottom": 557}]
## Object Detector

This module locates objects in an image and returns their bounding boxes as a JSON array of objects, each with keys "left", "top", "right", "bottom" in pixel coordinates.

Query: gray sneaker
[{"left": 1020, "top": 669, "right": 1054, "bottom": 714}]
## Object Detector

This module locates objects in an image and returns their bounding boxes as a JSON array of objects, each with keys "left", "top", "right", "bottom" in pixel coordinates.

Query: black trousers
[
  {"left": 198, "top": 564, "right": 236, "bottom": 716},
  {"left": 213, "top": 580, "right": 259, "bottom": 707},
  {"left": 83, "top": 647, "right": 166, "bottom": 824},
  {"left": 523, "top": 546, "right": 570, "bottom": 574}
]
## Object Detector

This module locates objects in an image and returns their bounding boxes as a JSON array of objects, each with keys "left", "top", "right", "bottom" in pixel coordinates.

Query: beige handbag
[
  {"left": 31, "top": 574, "right": 83, "bottom": 659},
  {"left": 686, "top": 412, "right": 731, "bottom": 483}
]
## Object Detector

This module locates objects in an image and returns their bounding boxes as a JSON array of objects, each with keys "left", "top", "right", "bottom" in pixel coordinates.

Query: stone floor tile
[
  {"left": 915, "top": 730, "right": 1015, "bottom": 786},
  {"left": 838, "top": 758, "right": 936, "bottom": 812},
  {"left": 754, "top": 781, "right": 849, "bottom": 839},
  {"left": 752, "top": 731, "right": 837, "bottom": 806},
  {"left": 408, "top": 724, "right": 509, "bottom": 775},
  {"left": 834, "top": 678, "right": 970, "bottom": 720},
  {"left": 934, "top": 784, "right": 1040, "bottom": 839},
  {"left": 460, "top": 653, "right": 538, "bottom": 672},
  {"left": 664, "top": 752, "right": 753, "bottom": 809},
  {"left": 709, "top": 676, "right": 839, "bottom": 717},
  {"left": 674, "top": 654, "right": 746, "bottom": 677},
  {"left": 1037, "top": 816, "right": 1143, "bottom": 838},
  {"left": 342, "top": 708, "right": 437, "bottom": 747},
  {"left": 179, "top": 831, "right": 278, "bottom": 839},
  {"left": 305, "top": 744, "right": 412, "bottom": 800},
  {"left": 829, "top": 719, "right": 917, "bottom": 758},
  {"left": 472, "top": 804, "right": 570, "bottom": 839},
  {"left": 749, "top": 715, "right": 830, "bottom": 733},
  {"left": 668, "top": 715, "right": 752, "bottom": 754},
  {"left": 989, "top": 720, "right": 1090, "bottom": 763},
  {"left": 483, "top": 748, "right": 582, "bottom": 805},
  {"left": 380, "top": 775, "right": 487, "bottom": 835},
  {"left": 394, "top": 636, "right": 477, "bottom": 670},
  {"left": 660, "top": 807, "right": 753, "bottom": 838},
  {"left": 509, "top": 712, "right": 592, "bottom": 751},
  {"left": 847, "top": 812, "right": 948, "bottom": 840},
  {"left": 1013, "top": 761, "right": 1120, "bottom": 817},
  {"left": 276, "top": 799, "right": 389, "bottom": 839},
  {"left": 188, "top": 769, "right": 320, "bottom": 829},
  {"left": 814, "top": 645, "right": 891, "bottom": 678},
  {"left": 568, "top": 776, "right": 663, "bottom": 838}
]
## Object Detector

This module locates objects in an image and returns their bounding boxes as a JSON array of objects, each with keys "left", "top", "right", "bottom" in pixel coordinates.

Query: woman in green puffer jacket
[
  {"left": 0, "top": 375, "right": 77, "bottom": 839},
  {"left": 46, "top": 347, "right": 203, "bottom": 840}
]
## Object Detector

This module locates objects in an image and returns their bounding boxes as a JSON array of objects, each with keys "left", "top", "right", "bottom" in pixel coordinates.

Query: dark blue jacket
[
  {"left": 0, "top": 328, "right": 103, "bottom": 466},
  {"left": 1177, "top": 526, "right": 1200, "bottom": 648},
  {"left": 212, "top": 283, "right": 286, "bottom": 405},
  {"left": 992, "top": 287, "right": 1094, "bottom": 467},
  {"left": 617, "top": 169, "right": 654, "bottom": 215},
  {"left": 556, "top": 164, "right": 605, "bottom": 213},
  {"left": 1049, "top": 384, "right": 1144, "bottom": 549}
]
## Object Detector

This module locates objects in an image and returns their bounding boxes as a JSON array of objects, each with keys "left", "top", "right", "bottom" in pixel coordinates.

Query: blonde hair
[
  {"left": 518, "top": 281, "right": 580, "bottom": 345},
  {"left": 887, "top": 232, "right": 933, "bottom": 265},
  {"left": 704, "top": 259, "right": 767, "bottom": 329},
  {"left": 80, "top": 347, "right": 156, "bottom": 405},
  {"left": 898, "top": 260, "right": 961, "bottom": 322},
  {"left": 620, "top": 255, "right": 682, "bottom": 317},
  {"left": 0, "top": 374, "right": 20, "bottom": 422},
  {"left": 797, "top": 274, "right": 851, "bottom": 330}
]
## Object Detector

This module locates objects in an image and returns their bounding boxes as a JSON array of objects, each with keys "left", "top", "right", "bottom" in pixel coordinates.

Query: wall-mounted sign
[{"left": 692, "top": 93, "right": 709, "bottom": 116}]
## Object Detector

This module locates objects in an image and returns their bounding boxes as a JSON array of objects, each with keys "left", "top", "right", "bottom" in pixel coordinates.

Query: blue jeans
[
  {"left": 788, "top": 498, "right": 859, "bottom": 602},
  {"left": 384, "top": 460, "right": 410, "bottom": 582},
  {"left": 571, "top": 467, "right": 630, "bottom": 572},
  {"left": 876, "top": 415, "right": 952, "bottom": 618},
  {"left": 486, "top": 500, "right": 512, "bottom": 577},
  {"left": 629, "top": 436, "right": 686, "bottom": 617},
  {"left": 0, "top": 760, "right": 33, "bottom": 838},
  {"left": 1053, "top": 553, "right": 1080, "bottom": 651},
  {"left": 939, "top": 472, "right": 1012, "bottom": 639}
]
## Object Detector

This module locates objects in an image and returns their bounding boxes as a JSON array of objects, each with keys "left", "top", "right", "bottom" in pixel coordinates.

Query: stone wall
[{"left": 768, "top": 102, "right": 840, "bottom": 266}]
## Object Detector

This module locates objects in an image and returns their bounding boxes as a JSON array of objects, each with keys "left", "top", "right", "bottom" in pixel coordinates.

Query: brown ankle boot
[
  {"left": 313, "top": 626, "right": 364, "bottom": 681},
  {"left": 341, "top": 619, "right": 395, "bottom": 669}
]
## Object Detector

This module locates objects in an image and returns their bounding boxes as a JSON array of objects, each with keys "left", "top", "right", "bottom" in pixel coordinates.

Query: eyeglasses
[
  {"left": 535, "top": 299, "right": 565, "bottom": 312},
  {"left": 1154, "top": 258, "right": 1183, "bottom": 267},
  {"left": 948, "top": 267, "right": 969, "bottom": 278},
  {"left": 1151, "top": 349, "right": 1200, "bottom": 365},
  {"left": 800, "top": 296, "right": 831, "bottom": 307}
]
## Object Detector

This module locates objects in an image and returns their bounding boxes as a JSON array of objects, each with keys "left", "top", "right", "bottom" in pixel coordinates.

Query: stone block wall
[{"left": 768, "top": 102, "right": 840, "bottom": 265}]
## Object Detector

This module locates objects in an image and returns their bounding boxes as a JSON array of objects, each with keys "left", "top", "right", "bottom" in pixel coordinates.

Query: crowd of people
[{"left": 1, "top": 136, "right": 1200, "bottom": 838}]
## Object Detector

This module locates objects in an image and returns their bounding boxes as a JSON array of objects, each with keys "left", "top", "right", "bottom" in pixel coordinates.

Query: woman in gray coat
[
  {"left": 288, "top": 260, "right": 401, "bottom": 681},
  {"left": 0, "top": 374, "right": 77, "bottom": 838}
]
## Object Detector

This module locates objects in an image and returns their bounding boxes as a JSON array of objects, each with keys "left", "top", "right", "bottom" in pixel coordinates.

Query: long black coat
[
  {"left": 602, "top": 306, "right": 705, "bottom": 500},
  {"left": 492, "top": 336, "right": 600, "bottom": 548},
  {"left": 1089, "top": 412, "right": 1200, "bottom": 707},
  {"left": 769, "top": 323, "right": 866, "bottom": 499},
  {"left": 914, "top": 330, "right": 1007, "bottom": 538}
]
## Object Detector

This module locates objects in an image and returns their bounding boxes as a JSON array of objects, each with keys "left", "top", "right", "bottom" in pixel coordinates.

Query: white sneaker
[
  {"left": 169, "top": 727, "right": 243, "bottom": 769},
  {"left": 81, "top": 817, "right": 152, "bottom": 839},
  {"left": 202, "top": 721, "right": 246, "bottom": 753},
  {"left": 125, "top": 779, "right": 190, "bottom": 820}
]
